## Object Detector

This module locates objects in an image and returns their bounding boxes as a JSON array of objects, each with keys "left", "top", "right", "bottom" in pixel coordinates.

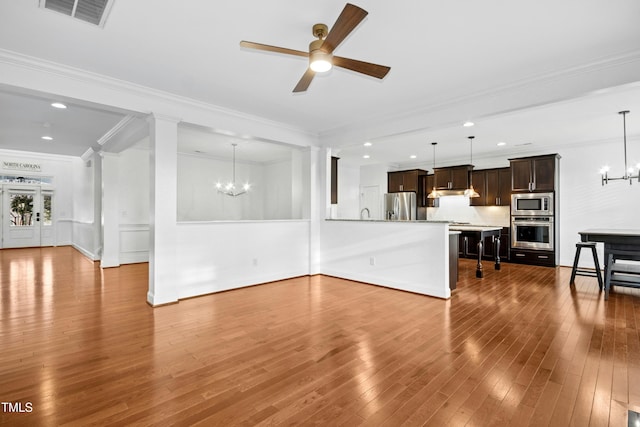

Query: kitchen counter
[
  {"left": 449, "top": 225, "right": 503, "bottom": 277},
  {"left": 321, "top": 220, "right": 452, "bottom": 299},
  {"left": 448, "top": 225, "right": 503, "bottom": 232}
]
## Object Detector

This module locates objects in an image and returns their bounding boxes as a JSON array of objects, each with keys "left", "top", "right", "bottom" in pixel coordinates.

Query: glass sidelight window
[{"left": 42, "top": 192, "right": 52, "bottom": 226}]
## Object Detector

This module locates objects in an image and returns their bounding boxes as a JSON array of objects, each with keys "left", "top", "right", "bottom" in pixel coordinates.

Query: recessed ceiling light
[
  {"left": 410, "top": 155, "right": 417, "bottom": 159},
  {"left": 51, "top": 102, "right": 67, "bottom": 109},
  {"left": 363, "top": 154, "right": 370, "bottom": 159},
  {"left": 363, "top": 142, "right": 372, "bottom": 147},
  {"left": 463, "top": 121, "right": 474, "bottom": 127},
  {"left": 497, "top": 142, "right": 506, "bottom": 146},
  {"left": 41, "top": 136, "right": 53, "bottom": 141}
]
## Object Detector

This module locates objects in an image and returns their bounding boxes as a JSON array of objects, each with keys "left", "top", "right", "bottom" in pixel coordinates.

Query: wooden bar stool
[{"left": 569, "top": 241, "right": 603, "bottom": 290}]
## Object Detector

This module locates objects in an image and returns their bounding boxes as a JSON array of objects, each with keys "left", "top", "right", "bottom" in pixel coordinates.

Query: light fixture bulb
[
  {"left": 51, "top": 102, "right": 67, "bottom": 109},
  {"left": 463, "top": 121, "right": 474, "bottom": 127},
  {"left": 41, "top": 136, "right": 53, "bottom": 141},
  {"left": 310, "top": 56, "right": 332, "bottom": 72},
  {"left": 309, "top": 39, "right": 332, "bottom": 73}
]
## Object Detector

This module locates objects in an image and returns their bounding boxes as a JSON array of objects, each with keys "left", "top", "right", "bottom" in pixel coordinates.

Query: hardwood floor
[{"left": 1, "top": 246, "right": 639, "bottom": 426}]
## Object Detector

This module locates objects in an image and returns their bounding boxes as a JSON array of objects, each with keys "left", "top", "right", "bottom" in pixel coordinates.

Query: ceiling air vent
[{"left": 39, "top": 0, "right": 114, "bottom": 27}]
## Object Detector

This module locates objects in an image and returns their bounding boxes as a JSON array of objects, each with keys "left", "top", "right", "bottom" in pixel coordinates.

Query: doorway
[{"left": 1, "top": 184, "right": 54, "bottom": 248}]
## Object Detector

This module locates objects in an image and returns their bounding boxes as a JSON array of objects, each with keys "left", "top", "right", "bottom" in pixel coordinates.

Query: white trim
[{"left": 0, "top": 48, "right": 318, "bottom": 145}]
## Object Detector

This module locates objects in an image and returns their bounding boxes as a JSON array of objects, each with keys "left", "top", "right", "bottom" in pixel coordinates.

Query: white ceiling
[{"left": 0, "top": 0, "right": 639, "bottom": 166}]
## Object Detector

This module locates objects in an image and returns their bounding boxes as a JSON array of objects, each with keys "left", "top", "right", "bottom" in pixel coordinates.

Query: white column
[
  {"left": 101, "top": 152, "right": 120, "bottom": 268},
  {"left": 147, "top": 114, "right": 179, "bottom": 306},
  {"left": 308, "top": 146, "right": 323, "bottom": 275},
  {"left": 92, "top": 152, "right": 103, "bottom": 260}
]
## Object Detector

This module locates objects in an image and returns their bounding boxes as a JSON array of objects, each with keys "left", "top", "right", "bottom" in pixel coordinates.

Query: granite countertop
[
  {"left": 325, "top": 219, "right": 507, "bottom": 229},
  {"left": 449, "top": 224, "right": 503, "bottom": 232},
  {"left": 325, "top": 218, "right": 450, "bottom": 223}
]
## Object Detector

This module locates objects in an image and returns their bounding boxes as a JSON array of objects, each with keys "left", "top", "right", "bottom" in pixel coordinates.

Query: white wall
[
  {"left": 71, "top": 155, "right": 97, "bottom": 258},
  {"left": 557, "top": 140, "right": 640, "bottom": 268},
  {"left": 175, "top": 220, "right": 310, "bottom": 298},
  {"left": 177, "top": 150, "right": 308, "bottom": 221},
  {"left": 117, "top": 147, "right": 150, "bottom": 264},
  {"left": 263, "top": 157, "right": 292, "bottom": 219},
  {"left": 359, "top": 164, "right": 389, "bottom": 220},
  {"left": 334, "top": 161, "right": 360, "bottom": 219},
  {"left": 321, "top": 220, "right": 450, "bottom": 299}
]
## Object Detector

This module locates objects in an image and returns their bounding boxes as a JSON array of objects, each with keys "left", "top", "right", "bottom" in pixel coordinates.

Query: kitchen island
[
  {"left": 321, "top": 219, "right": 454, "bottom": 299},
  {"left": 449, "top": 225, "right": 503, "bottom": 278}
]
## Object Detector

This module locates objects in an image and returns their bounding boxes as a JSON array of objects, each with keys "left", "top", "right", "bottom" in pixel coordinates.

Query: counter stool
[{"left": 569, "top": 241, "right": 603, "bottom": 290}]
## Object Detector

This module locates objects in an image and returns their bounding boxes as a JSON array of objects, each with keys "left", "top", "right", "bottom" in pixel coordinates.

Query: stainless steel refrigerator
[{"left": 384, "top": 192, "right": 417, "bottom": 221}]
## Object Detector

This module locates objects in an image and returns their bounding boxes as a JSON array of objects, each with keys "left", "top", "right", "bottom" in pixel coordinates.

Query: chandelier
[
  {"left": 216, "top": 143, "right": 250, "bottom": 196},
  {"left": 601, "top": 110, "right": 639, "bottom": 185}
]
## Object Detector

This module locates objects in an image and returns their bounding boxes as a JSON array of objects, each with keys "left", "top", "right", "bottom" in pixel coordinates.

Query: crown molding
[
  {"left": 97, "top": 115, "right": 137, "bottom": 145},
  {"left": 0, "top": 48, "right": 318, "bottom": 144},
  {"left": 319, "top": 48, "right": 640, "bottom": 146}
]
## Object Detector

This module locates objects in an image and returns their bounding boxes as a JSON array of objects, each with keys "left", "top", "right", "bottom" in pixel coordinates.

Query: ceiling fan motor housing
[{"left": 312, "top": 23, "right": 328, "bottom": 39}]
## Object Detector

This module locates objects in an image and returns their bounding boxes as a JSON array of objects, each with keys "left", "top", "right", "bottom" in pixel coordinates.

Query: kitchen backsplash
[{"left": 426, "top": 195, "right": 510, "bottom": 226}]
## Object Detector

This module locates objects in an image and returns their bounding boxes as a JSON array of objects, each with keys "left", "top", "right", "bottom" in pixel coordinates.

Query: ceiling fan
[{"left": 240, "top": 3, "right": 391, "bottom": 93}]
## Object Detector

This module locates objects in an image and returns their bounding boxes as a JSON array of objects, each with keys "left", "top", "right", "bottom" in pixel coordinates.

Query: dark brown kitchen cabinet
[
  {"left": 434, "top": 165, "right": 472, "bottom": 191},
  {"left": 458, "top": 228, "right": 509, "bottom": 261},
  {"left": 469, "top": 167, "right": 510, "bottom": 206},
  {"left": 387, "top": 169, "right": 427, "bottom": 193},
  {"left": 469, "top": 170, "right": 486, "bottom": 207},
  {"left": 449, "top": 233, "right": 459, "bottom": 290},
  {"left": 486, "top": 167, "right": 511, "bottom": 206},
  {"left": 420, "top": 174, "right": 439, "bottom": 207},
  {"left": 510, "top": 154, "right": 559, "bottom": 193},
  {"left": 482, "top": 227, "right": 510, "bottom": 261},
  {"left": 510, "top": 248, "right": 555, "bottom": 267}
]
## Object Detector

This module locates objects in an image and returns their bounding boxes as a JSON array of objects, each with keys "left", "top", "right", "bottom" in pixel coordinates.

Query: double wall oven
[{"left": 511, "top": 192, "right": 554, "bottom": 251}]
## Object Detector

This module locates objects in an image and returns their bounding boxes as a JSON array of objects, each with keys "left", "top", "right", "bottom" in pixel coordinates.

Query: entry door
[{"left": 2, "top": 187, "right": 52, "bottom": 248}]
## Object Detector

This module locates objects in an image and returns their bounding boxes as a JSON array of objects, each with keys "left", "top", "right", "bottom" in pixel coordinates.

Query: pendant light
[
  {"left": 216, "top": 143, "right": 251, "bottom": 196},
  {"left": 601, "top": 110, "right": 639, "bottom": 185},
  {"left": 464, "top": 136, "right": 480, "bottom": 198},
  {"left": 427, "top": 142, "right": 440, "bottom": 199}
]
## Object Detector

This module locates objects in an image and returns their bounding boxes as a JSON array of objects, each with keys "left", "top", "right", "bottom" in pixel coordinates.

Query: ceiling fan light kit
[
  {"left": 240, "top": 3, "right": 390, "bottom": 92},
  {"left": 309, "top": 24, "right": 332, "bottom": 72}
]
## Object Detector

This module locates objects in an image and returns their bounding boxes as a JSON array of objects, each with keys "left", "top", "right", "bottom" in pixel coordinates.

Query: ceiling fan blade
[
  {"left": 321, "top": 3, "right": 368, "bottom": 54},
  {"left": 293, "top": 68, "right": 315, "bottom": 92},
  {"left": 240, "top": 41, "right": 308, "bottom": 58},
  {"left": 333, "top": 56, "right": 390, "bottom": 79}
]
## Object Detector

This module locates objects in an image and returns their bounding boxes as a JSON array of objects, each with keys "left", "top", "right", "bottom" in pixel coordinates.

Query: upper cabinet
[
  {"left": 469, "top": 170, "right": 486, "bottom": 207},
  {"left": 434, "top": 165, "right": 472, "bottom": 191},
  {"left": 420, "top": 174, "right": 439, "bottom": 207},
  {"left": 387, "top": 169, "right": 427, "bottom": 193},
  {"left": 510, "top": 154, "right": 560, "bottom": 192},
  {"left": 470, "top": 167, "right": 511, "bottom": 206},
  {"left": 487, "top": 167, "right": 512, "bottom": 206}
]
